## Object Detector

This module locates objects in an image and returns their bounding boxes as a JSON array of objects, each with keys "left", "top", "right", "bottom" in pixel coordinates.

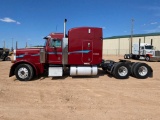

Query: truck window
[
  {"left": 50, "top": 39, "right": 61, "bottom": 47},
  {"left": 44, "top": 40, "right": 47, "bottom": 47},
  {"left": 145, "top": 46, "right": 153, "bottom": 49}
]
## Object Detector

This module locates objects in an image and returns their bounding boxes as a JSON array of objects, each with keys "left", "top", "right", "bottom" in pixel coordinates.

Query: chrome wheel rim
[
  {"left": 18, "top": 67, "right": 28, "bottom": 79},
  {"left": 138, "top": 66, "right": 148, "bottom": 76},
  {"left": 118, "top": 66, "right": 128, "bottom": 76}
]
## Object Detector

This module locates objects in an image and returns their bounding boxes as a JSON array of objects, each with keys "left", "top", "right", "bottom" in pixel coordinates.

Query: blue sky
[{"left": 0, "top": 0, "right": 160, "bottom": 49}]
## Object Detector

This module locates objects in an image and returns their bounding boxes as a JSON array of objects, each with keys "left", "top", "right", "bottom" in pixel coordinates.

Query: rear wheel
[
  {"left": 131, "top": 62, "right": 139, "bottom": 77},
  {"left": 113, "top": 62, "right": 131, "bottom": 79},
  {"left": 127, "top": 55, "right": 130, "bottom": 59},
  {"left": 133, "top": 63, "right": 151, "bottom": 79},
  {"left": 15, "top": 64, "right": 34, "bottom": 81}
]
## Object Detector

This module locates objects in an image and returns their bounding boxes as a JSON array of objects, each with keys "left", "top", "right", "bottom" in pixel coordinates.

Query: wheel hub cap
[
  {"left": 118, "top": 66, "right": 128, "bottom": 76},
  {"left": 18, "top": 67, "right": 28, "bottom": 79},
  {"left": 138, "top": 66, "right": 148, "bottom": 76}
]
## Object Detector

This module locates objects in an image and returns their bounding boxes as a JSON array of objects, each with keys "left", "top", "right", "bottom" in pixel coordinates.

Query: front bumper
[{"left": 150, "top": 56, "right": 160, "bottom": 61}]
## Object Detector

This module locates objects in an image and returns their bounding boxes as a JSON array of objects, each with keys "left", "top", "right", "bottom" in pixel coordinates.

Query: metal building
[{"left": 103, "top": 32, "right": 160, "bottom": 55}]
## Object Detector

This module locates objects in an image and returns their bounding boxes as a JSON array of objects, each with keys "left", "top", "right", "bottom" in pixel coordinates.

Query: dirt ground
[{"left": 0, "top": 55, "right": 160, "bottom": 120}]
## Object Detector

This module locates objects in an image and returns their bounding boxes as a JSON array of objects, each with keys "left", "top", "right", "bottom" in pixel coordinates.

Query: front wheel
[
  {"left": 145, "top": 56, "right": 150, "bottom": 61},
  {"left": 15, "top": 64, "right": 34, "bottom": 81}
]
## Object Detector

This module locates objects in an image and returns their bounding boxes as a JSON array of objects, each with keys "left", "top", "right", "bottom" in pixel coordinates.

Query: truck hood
[
  {"left": 17, "top": 46, "right": 44, "bottom": 50},
  {"left": 15, "top": 47, "right": 44, "bottom": 59},
  {"left": 145, "top": 49, "right": 156, "bottom": 55}
]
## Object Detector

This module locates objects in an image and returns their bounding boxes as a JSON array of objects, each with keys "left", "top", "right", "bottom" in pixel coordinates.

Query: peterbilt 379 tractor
[
  {"left": 9, "top": 20, "right": 153, "bottom": 81},
  {"left": 124, "top": 39, "right": 160, "bottom": 61}
]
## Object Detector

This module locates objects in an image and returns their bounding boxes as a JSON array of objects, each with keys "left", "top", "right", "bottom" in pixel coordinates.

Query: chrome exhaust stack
[
  {"left": 64, "top": 19, "right": 67, "bottom": 38},
  {"left": 62, "top": 19, "right": 68, "bottom": 66}
]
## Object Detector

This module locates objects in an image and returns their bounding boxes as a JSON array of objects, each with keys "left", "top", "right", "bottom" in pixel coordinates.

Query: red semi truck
[{"left": 9, "top": 20, "right": 152, "bottom": 81}]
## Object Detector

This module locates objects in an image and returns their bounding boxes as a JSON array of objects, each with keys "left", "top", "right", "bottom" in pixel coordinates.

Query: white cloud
[
  {"left": 143, "top": 6, "right": 160, "bottom": 17},
  {"left": 142, "top": 22, "right": 158, "bottom": 27},
  {"left": 144, "top": 26, "right": 160, "bottom": 33},
  {"left": 0, "top": 17, "right": 21, "bottom": 24},
  {"left": 102, "top": 26, "right": 106, "bottom": 29},
  {"left": 150, "top": 22, "right": 158, "bottom": 25},
  {"left": 143, "top": 24, "right": 146, "bottom": 26},
  {"left": 16, "top": 22, "right": 21, "bottom": 24},
  {"left": 148, "top": 6, "right": 160, "bottom": 11},
  {"left": 0, "top": 17, "right": 15, "bottom": 22}
]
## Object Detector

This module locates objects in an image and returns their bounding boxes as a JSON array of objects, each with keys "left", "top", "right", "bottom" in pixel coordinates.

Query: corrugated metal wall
[{"left": 103, "top": 35, "right": 160, "bottom": 55}]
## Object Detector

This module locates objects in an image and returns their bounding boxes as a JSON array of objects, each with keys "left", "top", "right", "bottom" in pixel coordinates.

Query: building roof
[{"left": 104, "top": 32, "right": 160, "bottom": 39}]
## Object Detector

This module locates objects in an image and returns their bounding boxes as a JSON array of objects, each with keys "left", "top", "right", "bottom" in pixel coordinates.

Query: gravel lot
[{"left": 0, "top": 55, "right": 160, "bottom": 120}]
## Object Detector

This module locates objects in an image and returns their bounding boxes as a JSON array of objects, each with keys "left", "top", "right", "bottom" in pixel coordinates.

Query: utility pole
[
  {"left": 130, "top": 18, "right": 134, "bottom": 54},
  {"left": 16, "top": 41, "right": 18, "bottom": 49},
  {"left": 26, "top": 42, "right": 28, "bottom": 48},
  {"left": 11, "top": 38, "right": 14, "bottom": 51},
  {"left": 3, "top": 40, "right": 5, "bottom": 49}
]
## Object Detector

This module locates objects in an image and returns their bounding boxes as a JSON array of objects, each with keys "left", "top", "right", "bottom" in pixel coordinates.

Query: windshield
[
  {"left": 145, "top": 45, "right": 153, "bottom": 49},
  {"left": 44, "top": 40, "right": 47, "bottom": 46}
]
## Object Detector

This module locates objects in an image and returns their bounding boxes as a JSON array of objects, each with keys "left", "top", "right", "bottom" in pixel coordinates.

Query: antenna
[{"left": 26, "top": 42, "right": 28, "bottom": 48}]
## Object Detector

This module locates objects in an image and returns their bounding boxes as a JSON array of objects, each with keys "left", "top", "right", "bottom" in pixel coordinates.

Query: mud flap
[
  {"left": 9, "top": 67, "right": 14, "bottom": 77},
  {"left": 148, "top": 66, "right": 153, "bottom": 77}
]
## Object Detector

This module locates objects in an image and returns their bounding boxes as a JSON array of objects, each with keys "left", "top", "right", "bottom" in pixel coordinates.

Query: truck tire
[
  {"left": 112, "top": 62, "right": 131, "bottom": 79},
  {"left": 135, "top": 55, "right": 140, "bottom": 60},
  {"left": 145, "top": 56, "right": 150, "bottom": 62},
  {"left": 5, "top": 57, "right": 11, "bottom": 61},
  {"left": 102, "top": 67, "right": 106, "bottom": 71},
  {"left": 127, "top": 55, "right": 130, "bottom": 59},
  {"left": 132, "top": 55, "right": 135, "bottom": 59},
  {"left": 15, "top": 64, "right": 34, "bottom": 81},
  {"left": 133, "top": 63, "right": 151, "bottom": 79},
  {"left": 131, "top": 62, "right": 140, "bottom": 77}
]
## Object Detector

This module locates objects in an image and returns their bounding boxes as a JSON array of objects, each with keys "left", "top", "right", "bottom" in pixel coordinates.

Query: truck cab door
[
  {"left": 140, "top": 46, "right": 145, "bottom": 55},
  {"left": 47, "top": 39, "right": 62, "bottom": 64},
  {"left": 82, "top": 40, "right": 93, "bottom": 63}
]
